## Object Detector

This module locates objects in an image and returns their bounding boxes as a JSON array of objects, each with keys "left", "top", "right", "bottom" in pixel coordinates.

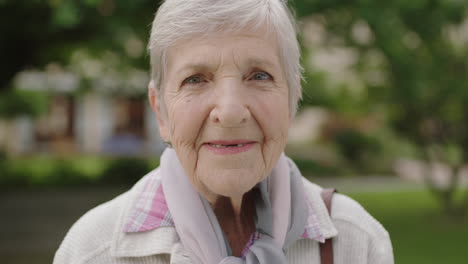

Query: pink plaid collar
[{"left": 123, "top": 170, "right": 325, "bottom": 243}]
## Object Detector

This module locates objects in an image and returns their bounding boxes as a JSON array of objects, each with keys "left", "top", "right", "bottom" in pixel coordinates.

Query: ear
[{"left": 148, "top": 80, "right": 170, "bottom": 142}]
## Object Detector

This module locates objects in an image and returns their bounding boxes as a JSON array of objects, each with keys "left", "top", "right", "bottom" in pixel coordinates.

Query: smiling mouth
[
  {"left": 203, "top": 140, "right": 256, "bottom": 155},
  {"left": 207, "top": 143, "right": 249, "bottom": 148}
]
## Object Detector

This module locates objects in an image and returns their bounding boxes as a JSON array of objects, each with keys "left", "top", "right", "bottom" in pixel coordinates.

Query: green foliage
[
  {"left": 101, "top": 157, "right": 155, "bottom": 185},
  {"left": 0, "top": 89, "right": 49, "bottom": 119},
  {"left": 292, "top": 157, "right": 343, "bottom": 176},
  {"left": 297, "top": 0, "right": 468, "bottom": 152},
  {"left": 335, "top": 128, "right": 382, "bottom": 171},
  {"left": 52, "top": 0, "right": 81, "bottom": 28},
  {"left": 0, "top": 156, "right": 159, "bottom": 188},
  {"left": 0, "top": 0, "right": 161, "bottom": 91}
]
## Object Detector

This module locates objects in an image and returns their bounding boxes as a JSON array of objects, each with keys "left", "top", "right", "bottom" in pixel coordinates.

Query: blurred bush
[
  {"left": 293, "top": 157, "right": 343, "bottom": 177},
  {"left": 334, "top": 128, "right": 382, "bottom": 172},
  {"left": 101, "top": 157, "right": 154, "bottom": 185},
  {"left": 0, "top": 156, "right": 159, "bottom": 188},
  {"left": 0, "top": 89, "right": 49, "bottom": 119}
]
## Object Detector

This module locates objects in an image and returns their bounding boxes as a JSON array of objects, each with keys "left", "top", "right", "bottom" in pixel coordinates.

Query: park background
[{"left": 1, "top": 0, "right": 468, "bottom": 263}]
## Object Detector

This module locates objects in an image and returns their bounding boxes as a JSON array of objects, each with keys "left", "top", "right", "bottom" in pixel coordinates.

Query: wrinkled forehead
[{"left": 165, "top": 29, "right": 282, "bottom": 74}]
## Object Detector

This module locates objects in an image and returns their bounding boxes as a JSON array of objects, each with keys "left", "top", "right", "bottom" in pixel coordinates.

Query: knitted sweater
[{"left": 54, "top": 172, "right": 394, "bottom": 264}]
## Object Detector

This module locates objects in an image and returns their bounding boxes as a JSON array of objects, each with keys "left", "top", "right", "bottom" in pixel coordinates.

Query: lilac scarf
[{"left": 161, "top": 149, "right": 307, "bottom": 264}]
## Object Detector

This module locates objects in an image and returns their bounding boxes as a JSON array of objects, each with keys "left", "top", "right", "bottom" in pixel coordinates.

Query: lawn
[{"left": 347, "top": 190, "right": 468, "bottom": 264}]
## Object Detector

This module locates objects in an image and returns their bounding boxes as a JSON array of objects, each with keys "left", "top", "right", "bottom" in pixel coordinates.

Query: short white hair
[{"left": 148, "top": 0, "right": 303, "bottom": 116}]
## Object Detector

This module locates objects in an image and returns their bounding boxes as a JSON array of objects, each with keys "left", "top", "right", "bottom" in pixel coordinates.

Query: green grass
[{"left": 347, "top": 191, "right": 468, "bottom": 264}]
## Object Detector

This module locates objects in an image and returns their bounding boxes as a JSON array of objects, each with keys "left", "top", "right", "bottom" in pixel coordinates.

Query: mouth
[{"left": 203, "top": 140, "right": 256, "bottom": 155}]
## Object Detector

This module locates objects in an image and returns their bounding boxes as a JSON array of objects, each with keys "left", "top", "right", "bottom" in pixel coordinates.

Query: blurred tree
[
  {"left": 0, "top": 0, "right": 160, "bottom": 92},
  {"left": 296, "top": 0, "right": 468, "bottom": 216},
  {"left": 0, "top": 0, "right": 161, "bottom": 126}
]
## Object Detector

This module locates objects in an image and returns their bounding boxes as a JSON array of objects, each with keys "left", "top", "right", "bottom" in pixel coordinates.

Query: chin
[{"left": 202, "top": 169, "right": 264, "bottom": 198}]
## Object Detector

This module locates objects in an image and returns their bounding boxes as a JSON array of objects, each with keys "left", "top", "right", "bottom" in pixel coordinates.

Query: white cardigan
[{"left": 54, "top": 172, "right": 394, "bottom": 264}]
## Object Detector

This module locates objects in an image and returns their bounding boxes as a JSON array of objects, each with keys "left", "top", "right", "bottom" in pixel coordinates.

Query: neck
[
  {"left": 228, "top": 195, "right": 244, "bottom": 216},
  {"left": 212, "top": 191, "right": 256, "bottom": 256}
]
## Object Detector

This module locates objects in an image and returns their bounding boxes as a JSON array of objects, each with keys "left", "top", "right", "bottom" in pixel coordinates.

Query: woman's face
[{"left": 150, "top": 30, "right": 290, "bottom": 203}]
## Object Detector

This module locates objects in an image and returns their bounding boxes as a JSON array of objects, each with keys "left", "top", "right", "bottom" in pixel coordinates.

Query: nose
[{"left": 209, "top": 81, "right": 251, "bottom": 127}]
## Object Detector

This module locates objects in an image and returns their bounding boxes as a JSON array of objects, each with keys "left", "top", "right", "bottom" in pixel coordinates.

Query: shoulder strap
[{"left": 319, "top": 188, "right": 336, "bottom": 264}]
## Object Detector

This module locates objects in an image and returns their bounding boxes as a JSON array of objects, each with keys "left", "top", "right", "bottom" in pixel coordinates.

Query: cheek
[
  {"left": 165, "top": 94, "right": 210, "bottom": 178},
  {"left": 167, "top": 96, "right": 206, "bottom": 146},
  {"left": 257, "top": 94, "right": 289, "bottom": 140},
  {"left": 254, "top": 93, "right": 290, "bottom": 165}
]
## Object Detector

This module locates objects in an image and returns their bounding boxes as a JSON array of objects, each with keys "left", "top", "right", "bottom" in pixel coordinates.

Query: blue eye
[
  {"left": 184, "top": 75, "right": 203, "bottom": 84},
  {"left": 251, "top": 72, "right": 272, "bottom": 81}
]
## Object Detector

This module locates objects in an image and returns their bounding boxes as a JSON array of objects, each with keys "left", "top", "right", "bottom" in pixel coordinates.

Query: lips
[
  {"left": 208, "top": 143, "right": 249, "bottom": 148},
  {"left": 206, "top": 140, "right": 255, "bottom": 147},
  {"left": 203, "top": 140, "right": 256, "bottom": 155}
]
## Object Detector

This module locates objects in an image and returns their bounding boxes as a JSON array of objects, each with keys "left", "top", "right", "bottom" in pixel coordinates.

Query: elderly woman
[{"left": 55, "top": 0, "right": 393, "bottom": 263}]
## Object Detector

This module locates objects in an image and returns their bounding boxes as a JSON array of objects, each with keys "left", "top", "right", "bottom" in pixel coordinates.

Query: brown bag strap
[{"left": 320, "top": 188, "right": 336, "bottom": 264}]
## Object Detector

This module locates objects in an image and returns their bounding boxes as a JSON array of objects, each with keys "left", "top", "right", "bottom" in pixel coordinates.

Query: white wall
[{"left": 76, "top": 93, "right": 113, "bottom": 154}]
